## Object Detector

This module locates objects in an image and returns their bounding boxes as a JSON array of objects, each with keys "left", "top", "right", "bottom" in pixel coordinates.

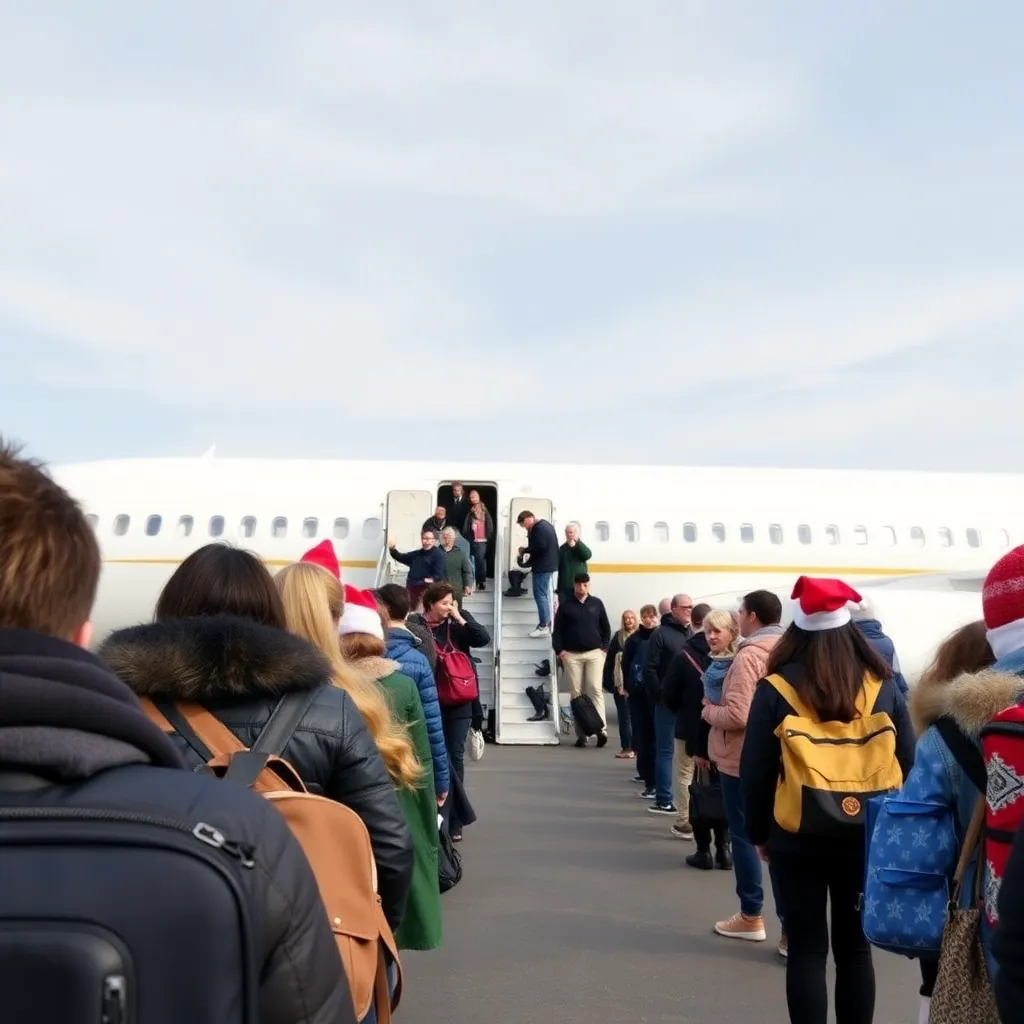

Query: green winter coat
[
  {"left": 365, "top": 658, "right": 443, "bottom": 951},
  {"left": 441, "top": 545, "right": 473, "bottom": 607},
  {"left": 557, "top": 539, "right": 592, "bottom": 595}
]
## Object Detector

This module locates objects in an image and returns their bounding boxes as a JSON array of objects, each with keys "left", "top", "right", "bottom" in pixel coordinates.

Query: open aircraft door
[
  {"left": 508, "top": 496, "right": 554, "bottom": 572},
  {"left": 385, "top": 490, "right": 433, "bottom": 569}
]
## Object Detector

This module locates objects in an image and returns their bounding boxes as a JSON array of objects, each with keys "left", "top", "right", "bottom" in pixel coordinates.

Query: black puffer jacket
[
  {"left": 99, "top": 615, "right": 413, "bottom": 929},
  {"left": 0, "top": 627, "right": 355, "bottom": 1024}
]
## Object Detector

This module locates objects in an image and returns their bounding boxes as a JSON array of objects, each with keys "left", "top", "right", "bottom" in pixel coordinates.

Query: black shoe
[
  {"left": 527, "top": 709, "right": 549, "bottom": 722},
  {"left": 631, "top": 774, "right": 644, "bottom": 783},
  {"left": 574, "top": 738, "right": 586, "bottom": 748},
  {"left": 478, "top": 582, "right": 486, "bottom": 591},
  {"left": 686, "top": 849, "right": 715, "bottom": 870},
  {"left": 596, "top": 731, "right": 608, "bottom": 748},
  {"left": 716, "top": 845, "right": 733, "bottom": 870}
]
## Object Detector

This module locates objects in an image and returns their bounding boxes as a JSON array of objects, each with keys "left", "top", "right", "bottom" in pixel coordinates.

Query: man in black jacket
[
  {"left": 516, "top": 509, "right": 559, "bottom": 637},
  {"left": 553, "top": 574, "right": 612, "bottom": 747},
  {"left": 0, "top": 439, "right": 354, "bottom": 1024},
  {"left": 644, "top": 594, "right": 694, "bottom": 816}
]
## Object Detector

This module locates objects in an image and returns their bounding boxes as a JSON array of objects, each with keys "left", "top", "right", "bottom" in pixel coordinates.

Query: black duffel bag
[
  {"left": 689, "top": 763, "right": 726, "bottom": 825},
  {"left": 438, "top": 822, "right": 463, "bottom": 893}
]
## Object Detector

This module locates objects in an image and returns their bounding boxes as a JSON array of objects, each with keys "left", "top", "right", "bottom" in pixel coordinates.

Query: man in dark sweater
[
  {"left": 553, "top": 574, "right": 611, "bottom": 747},
  {"left": 516, "top": 509, "right": 559, "bottom": 638},
  {"left": 389, "top": 529, "right": 446, "bottom": 606}
]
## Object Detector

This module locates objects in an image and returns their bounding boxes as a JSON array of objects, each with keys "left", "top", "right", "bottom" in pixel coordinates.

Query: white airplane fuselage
[{"left": 52, "top": 456, "right": 1016, "bottom": 683}]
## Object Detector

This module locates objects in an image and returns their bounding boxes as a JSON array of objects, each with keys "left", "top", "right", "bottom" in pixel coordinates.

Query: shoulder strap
[
  {"left": 952, "top": 795, "right": 987, "bottom": 904},
  {"left": 854, "top": 674, "right": 884, "bottom": 717},
  {"left": 153, "top": 699, "right": 247, "bottom": 761},
  {"left": 764, "top": 673, "right": 816, "bottom": 720},
  {"left": 683, "top": 650, "right": 704, "bottom": 676},
  {"left": 252, "top": 690, "right": 319, "bottom": 756},
  {"left": 935, "top": 716, "right": 988, "bottom": 793}
]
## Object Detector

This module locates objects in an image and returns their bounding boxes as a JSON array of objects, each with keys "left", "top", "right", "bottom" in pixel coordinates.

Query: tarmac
[{"left": 402, "top": 737, "right": 923, "bottom": 1024}]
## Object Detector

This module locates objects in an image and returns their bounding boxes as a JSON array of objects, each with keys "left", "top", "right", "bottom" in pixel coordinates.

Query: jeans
[
  {"left": 441, "top": 711, "right": 472, "bottom": 831},
  {"left": 628, "top": 690, "right": 655, "bottom": 787},
  {"left": 654, "top": 703, "right": 676, "bottom": 805},
  {"left": 532, "top": 571, "right": 553, "bottom": 627},
  {"left": 471, "top": 541, "right": 487, "bottom": 585},
  {"left": 771, "top": 852, "right": 875, "bottom": 1024},
  {"left": 720, "top": 771, "right": 765, "bottom": 916},
  {"left": 613, "top": 690, "right": 632, "bottom": 750},
  {"left": 562, "top": 650, "right": 607, "bottom": 740}
]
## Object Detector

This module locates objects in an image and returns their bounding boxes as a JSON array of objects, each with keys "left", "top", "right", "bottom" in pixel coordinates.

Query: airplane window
[
  {"left": 998, "top": 529, "right": 1011, "bottom": 548},
  {"left": 966, "top": 528, "right": 982, "bottom": 548},
  {"left": 145, "top": 515, "right": 162, "bottom": 537},
  {"left": 595, "top": 522, "right": 610, "bottom": 542},
  {"left": 625, "top": 522, "right": 640, "bottom": 543},
  {"left": 910, "top": 526, "right": 926, "bottom": 547},
  {"left": 209, "top": 516, "right": 225, "bottom": 538},
  {"left": 683, "top": 522, "right": 697, "bottom": 543},
  {"left": 853, "top": 525, "right": 868, "bottom": 546},
  {"left": 240, "top": 516, "right": 257, "bottom": 538},
  {"left": 272, "top": 517, "right": 288, "bottom": 538},
  {"left": 653, "top": 522, "right": 670, "bottom": 543},
  {"left": 85, "top": 514, "right": 99, "bottom": 530},
  {"left": 938, "top": 527, "right": 953, "bottom": 547},
  {"left": 303, "top": 517, "right": 319, "bottom": 539},
  {"left": 825, "top": 525, "right": 840, "bottom": 546},
  {"left": 769, "top": 524, "right": 783, "bottom": 545},
  {"left": 797, "top": 524, "right": 812, "bottom": 545},
  {"left": 740, "top": 523, "right": 754, "bottom": 544},
  {"left": 334, "top": 517, "right": 350, "bottom": 540},
  {"left": 113, "top": 514, "right": 130, "bottom": 537},
  {"left": 363, "top": 517, "right": 381, "bottom": 540},
  {"left": 178, "top": 515, "right": 194, "bottom": 538},
  {"left": 882, "top": 526, "right": 897, "bottom": 546},
  {"left": 711, "top": 522, "right": 726, "bottom": 544}
]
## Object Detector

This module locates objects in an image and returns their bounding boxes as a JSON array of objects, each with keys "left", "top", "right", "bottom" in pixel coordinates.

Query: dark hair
[
  {"left": 691, "top": 602, "right": 711, "bottom": 629},
  {"left": 0, "top": 438, "right": 101, "bottom": 639},
  {"left": 516, "top": 510, "right": 533, "bottom": 524},
  {"left": 640, "top": 603, "right": 657, "bottom": 617},
  {"left": 574, "top": 572, "right": 590, "bottom": 584},
  {"left": 375, "top": 583, "right": 411, "bottom": 621},
  {"left": 422, "top": 580, "right": 455, "bottom": 611},
  {"left": 156, "top": 544, "right": 286, "bottom": 629},
  {"left": 742, "top": 590, "right": 783, "bottom": 626},
  {"left": 765, "top": 622, "right": 890, "bottom": 721}
]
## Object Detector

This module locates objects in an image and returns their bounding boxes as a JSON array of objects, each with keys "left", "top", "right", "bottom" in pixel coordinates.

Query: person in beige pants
[{"left": 552, "top": 574, "right": 612, "bottom": 748}]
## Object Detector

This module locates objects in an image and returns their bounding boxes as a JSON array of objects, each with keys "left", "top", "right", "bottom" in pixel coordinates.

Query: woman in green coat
[{"left": 338, "top": 626, "right": 444, "bottom": 951}]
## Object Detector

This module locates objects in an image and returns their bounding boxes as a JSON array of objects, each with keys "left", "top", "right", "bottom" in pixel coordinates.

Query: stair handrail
[{"left": 373, "top": 540, "right": 389, "bottom": 588}]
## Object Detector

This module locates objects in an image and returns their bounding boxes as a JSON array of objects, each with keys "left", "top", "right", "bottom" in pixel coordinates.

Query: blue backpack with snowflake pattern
[{"left": 861, "top": 717, "right": 986, "bottom": 957}]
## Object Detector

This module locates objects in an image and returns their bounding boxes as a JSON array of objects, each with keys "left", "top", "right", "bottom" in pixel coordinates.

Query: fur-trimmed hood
[
  {"left": 98, "top": 615, "right": 332, "bottom": 701},
  {"left": 910, "top": 668, "right": 1024, "bottom": 737},
  {"left": 352, "top": 655, "right": 402, "bottom": 682}
]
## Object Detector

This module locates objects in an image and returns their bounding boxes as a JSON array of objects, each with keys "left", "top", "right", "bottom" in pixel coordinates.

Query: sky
[{"left": 1, "top": 2, "right": 1022, "bottom": 471}]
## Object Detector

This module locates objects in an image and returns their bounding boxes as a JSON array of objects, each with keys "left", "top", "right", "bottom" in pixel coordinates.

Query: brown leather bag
[{"left": 141, "top": 697, "right": 402, "bottom": 1023}]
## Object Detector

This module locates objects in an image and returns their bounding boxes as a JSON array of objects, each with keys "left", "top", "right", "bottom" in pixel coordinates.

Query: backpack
[
  {"left": 980, "top": 703, "right": 1024, "bottom": 926},
  {"left": 627, "top": 636, "right": 650, "bottom": 695},
  {"left": 766, "top": 672, "right": 903, "bottom": 837},
  {"left": 434, "top": 623, "right": 479, "bottom": 707},
  {"left": 862, "top": 717, "right": 986, "bottom": 957},
  {"left": 142, "top": 694, "right": 402, "bottom": 1024},
  {"left": 0, "top": 771, "right": 261, "bottom": 1024}
]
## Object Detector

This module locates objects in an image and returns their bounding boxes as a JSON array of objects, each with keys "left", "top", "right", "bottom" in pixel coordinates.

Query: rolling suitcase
[{"left": 569, "top": 694, "right": 603, "bottom": 737}]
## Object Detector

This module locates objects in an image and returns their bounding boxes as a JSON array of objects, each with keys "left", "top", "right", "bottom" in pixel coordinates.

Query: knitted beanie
[{"left": 983, "top": 545, "right": 1024, "bottom": 660}]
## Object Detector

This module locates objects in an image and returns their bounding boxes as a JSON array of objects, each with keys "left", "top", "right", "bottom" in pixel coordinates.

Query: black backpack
[{"left": 0, "top": 771, "right": 260, "bottom": 1024}]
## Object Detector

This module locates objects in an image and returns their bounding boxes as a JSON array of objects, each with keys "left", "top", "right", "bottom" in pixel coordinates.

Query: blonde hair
[
  {"left": 274, "top": 562, "right": 422, "bottom": 790},
  {"left": 704, "top": 608, "right": 740, "bottom": 654}
]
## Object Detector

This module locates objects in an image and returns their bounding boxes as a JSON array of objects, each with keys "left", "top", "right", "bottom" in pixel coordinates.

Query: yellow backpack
[{"left": 766, "top": 672, "right": 903, "bottom": 836}]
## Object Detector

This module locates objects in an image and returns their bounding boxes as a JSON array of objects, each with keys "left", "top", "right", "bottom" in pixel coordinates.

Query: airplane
[{"left": 52, "top": 454, "right": 1018, "bottom": 744}]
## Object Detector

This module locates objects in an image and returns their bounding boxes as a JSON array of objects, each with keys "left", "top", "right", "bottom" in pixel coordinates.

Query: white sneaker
[{"left": 528, "top": 626, "right": 551, "bottom": 638}]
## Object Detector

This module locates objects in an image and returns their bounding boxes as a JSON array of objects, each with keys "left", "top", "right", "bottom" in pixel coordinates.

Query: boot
[
  {"left": 686, "top": 847, "right": 715, "bottom": 870},
  {"left": 714, "top": 826, "right": 732, "bottom": 870}
]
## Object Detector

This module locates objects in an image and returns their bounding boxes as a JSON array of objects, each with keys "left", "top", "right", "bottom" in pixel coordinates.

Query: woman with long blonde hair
[
  {"left": 603, "top": 609, "right": 638, "bottom": 758},
  {"left": 276, "top": 562, "right": 442, "bottom": 951}
]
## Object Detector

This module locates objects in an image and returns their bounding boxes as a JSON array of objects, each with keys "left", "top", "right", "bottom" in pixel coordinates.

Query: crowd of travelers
[
  {"left": 544, "top": 514, "right": 1024, "bottom": 1024},
  {"left": 0, "top": 443, "right": 487, "bottom": 1023}
]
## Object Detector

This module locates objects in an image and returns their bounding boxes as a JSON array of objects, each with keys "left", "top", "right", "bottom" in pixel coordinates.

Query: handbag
[
  {"left": 929, "top": 796, "right": 1001, "bottom": 1024},
  {"left": 688, "top": 763, "right": 726, "bottom": 824},
  {"left": 437, "top": 819, "right": 463, "bottom": 894},
  {"left": 468, "top": 727, "right": 485, "bottom": 762}
]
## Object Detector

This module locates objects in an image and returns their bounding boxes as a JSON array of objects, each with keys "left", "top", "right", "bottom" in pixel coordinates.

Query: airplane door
[
  {"left": 385, "top": 490, "right": 434, "bottom": 557},
  {"left": 508, "top": 496, "right": 554, "bottom": 570}
]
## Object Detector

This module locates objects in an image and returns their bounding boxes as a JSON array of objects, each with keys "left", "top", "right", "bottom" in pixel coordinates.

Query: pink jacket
[{"left": 703, "top": 628, "right": 783, "bottom": 776}]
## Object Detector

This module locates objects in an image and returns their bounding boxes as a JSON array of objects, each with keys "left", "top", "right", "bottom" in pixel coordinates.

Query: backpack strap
[
  {"left": 251, "top": 690, "right": 319, "bottom": 756},
  {"left": 764, "top": 673, "right": 816, "bottom": 720},
  {"left": 935, "top": 716, "right": 988, "bottom": 793},
  {"left": 854, "top": 674, "right": 884, "bottom": 717},
  {"left": 153, "top": 700, "right": 248, "bottom": 761}
]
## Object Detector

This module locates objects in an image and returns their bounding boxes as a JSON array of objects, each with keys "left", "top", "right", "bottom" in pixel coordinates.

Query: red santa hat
[
  {"left": 300, "top": 539, "right": 340, "bottom": 580},
  {"left": 337, "top": 584, "right": 383, "bottom": 640},
  {"left": 791, "top": 576, "right": 863, "bottom": 632},
  {"left": 983, "top": 545, "right": 1024, "bottom": 660}
]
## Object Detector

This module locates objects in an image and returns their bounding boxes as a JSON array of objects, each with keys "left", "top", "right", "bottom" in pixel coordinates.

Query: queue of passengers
[
  {"left": 0, "top": 441, "right": 487, "bottom": 1024},
  {"left": 546, "top": 517, "right": 1024, "bottom": 1024}
]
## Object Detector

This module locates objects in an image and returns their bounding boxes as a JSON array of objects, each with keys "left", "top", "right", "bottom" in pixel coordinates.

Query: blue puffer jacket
[
  {"left": 855, "top": 618, "right": 909, "bottom": 697},
  {"left": 386, "top": 627, "right": 450, "bottom": 798}
]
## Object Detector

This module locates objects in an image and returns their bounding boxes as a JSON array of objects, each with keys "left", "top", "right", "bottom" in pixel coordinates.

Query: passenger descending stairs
[
  {"left": 461, "top": 585, "right": 496, "bottom": 718},
  {"left": 495, "top": 574, "right": 560, "bottom": 745}
]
